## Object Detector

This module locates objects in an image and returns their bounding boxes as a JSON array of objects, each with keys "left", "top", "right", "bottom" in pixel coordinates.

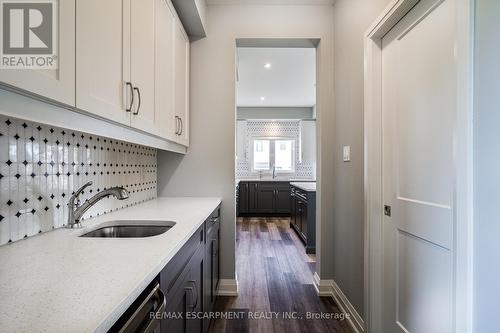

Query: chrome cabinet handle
[
  {"left": 179, "top": 117, "right": 183, "bottom": 135},
  {"left": 125, "top": 82, "right": 134, "bottom": 112},
  {"left": 185, "top": 280, "right": 198, "bottom": 310},
  {"left": 175, "top": 116, "right": 181, "bottom": 135},
  {"left": 133, "top": 87, "right": 141, "bottom": 115}
]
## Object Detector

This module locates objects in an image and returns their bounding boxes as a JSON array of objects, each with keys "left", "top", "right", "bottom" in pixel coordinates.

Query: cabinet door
[
  {"left": 130, "top": 0, "right": 157, "bottom": 134},
  {"left": 238, "top": 182, "right": 249, "bottom": 214},
  {"left": 187, "top": 246, "right": 204, "bottom": 333},
  {"left": 173, "top": 20, "right": 190, "bottom": 146},
  {"left": 295, "top": 198, "right": 303, "bottom": 233},
  {"left": 274, "top": 184, "right": 291, "bottom": 214},
  {"left": 249, "top": 182, "right": 258, "bottom": 212},
  {"left": 204, "top": 224, "right": 219, "bottom": 333},
  {"left": 301, "top": 199, "right": 308, "bottom": 239},
  {"left": 162, "top": 264, "right": 190, "bottom": 333},
  {"left": 209, "top": 228, "right": 220, "bottom": 309},
  {"left": 0, "top": 0, "right": 75, "bottom": 106},
  {"left": 76, "top": 0, "right": 131, "bottom": 125},
  {"left": 155, "top": 0, "right": 176, "bottom": 141},
  {"left": 162, "top": 246, "right": 204, "bottom": 333},
  {"left": 290, "top": 189, "right": 297, "bottom": 227},
  {"left": 255, "top": 183, "right": 275, "bottom": 214}
]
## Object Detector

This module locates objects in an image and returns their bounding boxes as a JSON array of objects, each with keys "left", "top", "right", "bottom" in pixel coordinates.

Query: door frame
[{"left": 363, "top": 0, "right": 474, "bottom": 332}]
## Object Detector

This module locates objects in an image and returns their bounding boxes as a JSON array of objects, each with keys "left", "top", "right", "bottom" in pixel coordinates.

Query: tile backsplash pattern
[
  {"left": 0, "top": 115, "right": 157, "bottom": 245},
  {"left": 236, "top": 120, "right": 315, "bottom": 180}
]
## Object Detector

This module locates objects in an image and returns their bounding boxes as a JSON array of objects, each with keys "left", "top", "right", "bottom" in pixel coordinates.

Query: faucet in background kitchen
[{"left": 67, "top": 181, "right": 129, "bottom": 228}]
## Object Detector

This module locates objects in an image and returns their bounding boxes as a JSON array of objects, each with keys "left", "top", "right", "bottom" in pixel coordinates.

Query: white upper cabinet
[
  {"left": 130, "top": 0, "right": 158, "bottom": 134},
  {"left": 173, "top": 20, "right": 190, "bottom": 146},
  {"left": 155, "top": 0, "right": 176, "bottom": 141},
  {"left": 76, "top": 0, "right": 131, "bottom": 125},
  {"left": 0, "top": 0, "right": 76, "bottom": 106},
  {"left": 1, "top": 0, "right": 191, "bottom": 149}
]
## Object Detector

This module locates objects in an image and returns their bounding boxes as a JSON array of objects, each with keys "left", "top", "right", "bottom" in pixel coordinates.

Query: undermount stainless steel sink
[{"left": 80, "top": 220, "right": 176, "bottom": 238}]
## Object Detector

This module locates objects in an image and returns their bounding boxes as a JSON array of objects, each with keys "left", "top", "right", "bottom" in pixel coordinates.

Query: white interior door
[{"left": 381, "top": 0, "right": 456, "bottom": 332}]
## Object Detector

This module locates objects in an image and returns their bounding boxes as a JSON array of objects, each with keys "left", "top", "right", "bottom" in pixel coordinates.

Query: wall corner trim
[
  {"left": 313, "top": 273, "right": 364, "bottom": 333},
  {"left": 216, "top": 279, "right": 239, "bottom": 296}
]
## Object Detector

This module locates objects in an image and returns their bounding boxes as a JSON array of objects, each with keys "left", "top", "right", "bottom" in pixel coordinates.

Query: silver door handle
[
  {"left": 133, "top": 87, "right": 141, "bottom": 115},
  {"left": 125, "top": 82, "right": 134, "bottom": 112}
]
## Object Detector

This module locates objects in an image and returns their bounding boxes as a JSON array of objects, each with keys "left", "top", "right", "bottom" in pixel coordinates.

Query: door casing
[{"left": 363, "top": 0, "right": 474, "bottom": 332}]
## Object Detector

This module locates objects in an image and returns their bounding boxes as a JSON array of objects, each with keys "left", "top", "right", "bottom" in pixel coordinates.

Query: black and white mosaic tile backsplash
[{"left": 0, "top": 115, "right": 157, "bottom": 245}]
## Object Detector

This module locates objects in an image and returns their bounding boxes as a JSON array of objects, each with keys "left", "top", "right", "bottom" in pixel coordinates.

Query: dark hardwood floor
[{"left": 209, "top": 217, "right": 353, "bottom": 333}]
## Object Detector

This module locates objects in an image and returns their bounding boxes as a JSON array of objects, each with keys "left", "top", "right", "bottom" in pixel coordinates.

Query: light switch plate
[{"left": 343, "top": 146, "right": 351, "bottom": 162}]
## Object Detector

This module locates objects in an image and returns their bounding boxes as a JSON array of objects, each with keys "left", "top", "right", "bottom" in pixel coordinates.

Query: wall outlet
[{"left": 343, "top": 145, "right": 351, "bottom": 162}]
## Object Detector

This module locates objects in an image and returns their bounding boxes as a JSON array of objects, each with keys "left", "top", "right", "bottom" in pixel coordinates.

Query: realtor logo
[{"left": 1, "top": 0, "right": 58, "bottom": 69}]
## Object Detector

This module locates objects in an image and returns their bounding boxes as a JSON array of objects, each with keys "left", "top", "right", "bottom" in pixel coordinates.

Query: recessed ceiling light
[
  {"left": 260, "top": 96, "right": 265, "bottom": 101},
  {"left": 264, "top": 63, "right": 272, "bottom": 69}
]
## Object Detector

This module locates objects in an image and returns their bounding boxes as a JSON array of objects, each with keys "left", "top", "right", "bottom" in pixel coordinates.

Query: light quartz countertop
[
  {"left": 0, "top": 197, "right": 221, "bottom": 333},
  {"left": 290, "top": 182, "right": 317, "bottom": 192}
]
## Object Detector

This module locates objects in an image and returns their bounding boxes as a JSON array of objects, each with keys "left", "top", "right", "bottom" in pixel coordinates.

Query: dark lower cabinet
[
  {"left": 163, "top": 245, "right": 204, "bottom": 333},
  {"left": 204, "top": 215, "right": 219, "bottom": 332},
  {"left": 158, "top": 205, "right": 220, "bottom": 333},
  {"left": 250, "top": 182, "right": 275, "bottom": 214},
  {"left": 239, "top": 181, "right": 291, "bottom": 216},
  {"left": 290, "top": 186, "right": 316, "bottom": 254},
  {"left": 275, "top": 185, "right": 292, "bottom": 214},
  {"left": 237, "top": 182, "right": 249, "bottom": 214}
]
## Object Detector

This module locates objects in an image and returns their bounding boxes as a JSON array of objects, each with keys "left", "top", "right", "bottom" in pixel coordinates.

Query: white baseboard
[
  {"left": 216, "top": 279, "right": 239, "bottom": 296},
  {"left": 313, "top": 272, "right": 364, "bottom": 333}
]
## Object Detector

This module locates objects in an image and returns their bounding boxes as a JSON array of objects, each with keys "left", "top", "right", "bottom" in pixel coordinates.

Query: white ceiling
[
  {"left": 236, "top": 47, "right": 316, "bottom": 107},
  {"left": 207, "top": 0, "right": 335, "bottom": 5}
]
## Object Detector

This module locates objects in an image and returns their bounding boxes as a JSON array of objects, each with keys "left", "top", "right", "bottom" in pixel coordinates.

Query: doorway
[{"left": 209, "top": 40, "right": 348, "bottom": 332}]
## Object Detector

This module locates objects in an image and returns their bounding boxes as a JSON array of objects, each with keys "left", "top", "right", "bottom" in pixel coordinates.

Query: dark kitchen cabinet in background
[
  {"left": 238, "top": 182, "right": 249, "bottom": 214},
  {"left": 290, "top": 185, "right": 316, "bottom": 254},
  {"left": 239, "top": 181, "right": 291, "bottom": 216},
  {"left": 250, "top": 182, "right": 275, "bottom": 214},
  {"left": 275, "top": 185, "right": 292, "bottom": 214}
]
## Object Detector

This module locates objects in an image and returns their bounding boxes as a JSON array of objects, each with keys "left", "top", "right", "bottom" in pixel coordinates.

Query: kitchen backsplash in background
[
  {"left": 0, "top": 115, "right": 157, "bottom": 245},
  {"left": 236, "top": 120, "right": 316, "bottom": 180}
]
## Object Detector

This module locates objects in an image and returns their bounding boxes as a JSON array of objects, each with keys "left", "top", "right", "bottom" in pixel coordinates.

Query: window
[
  {"left": 252, "top": 138, "right": 295, "bottom": 173},
  {"left": 274, "top": 140, "right": 293, "bottom": 171},
  {"left": 253, "top": 140, "right": 270, "bottom": 170}
]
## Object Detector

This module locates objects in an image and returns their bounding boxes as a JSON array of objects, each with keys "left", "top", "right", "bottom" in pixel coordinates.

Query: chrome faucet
[{"left": 67, "top": 181, "right": 129, "bottom": 228}]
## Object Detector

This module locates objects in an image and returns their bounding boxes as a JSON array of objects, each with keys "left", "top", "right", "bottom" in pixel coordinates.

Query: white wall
[
  {"left": 158, "top": 4, "right": 334, "bottom": 281},
  {"left": 332, "top": 0, "right": 392, "bottom": 317},
  {"left": 473, "top": 0, "right": 500, "bottom": 331}
]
